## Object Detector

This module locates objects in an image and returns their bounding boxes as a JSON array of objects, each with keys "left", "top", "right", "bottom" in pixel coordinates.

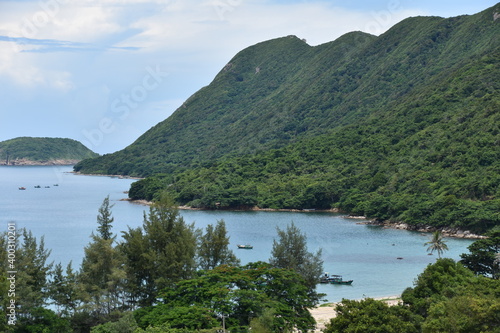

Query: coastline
[
  {"left": 124, "top": 198, "right": 486, "bottom": 239},
  {"left": 353, "top": 218, "right": 487, "bottom": 239},
  {"left": 310, "top": 295, "right": 402, "bottom": 332},
  {"left": 0, "top": 159, "right": 82, "bottom": 166}
]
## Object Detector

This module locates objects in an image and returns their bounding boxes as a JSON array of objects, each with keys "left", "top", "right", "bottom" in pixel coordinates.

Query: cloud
[{"left": 0, "top": 35, "right": 140, "bottom": 53}]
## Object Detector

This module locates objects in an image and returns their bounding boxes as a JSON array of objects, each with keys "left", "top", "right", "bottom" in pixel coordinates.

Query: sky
[{"left": 0, "top": 0, "right": 497, "bottom": 154}]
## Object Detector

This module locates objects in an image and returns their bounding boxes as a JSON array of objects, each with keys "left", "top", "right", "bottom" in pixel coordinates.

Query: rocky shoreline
[
  {"left": 0, "top": 158, "right": 81, "bottom": 166},
  {"left": 346, "top": 216, "right": 487, "bottom": 239},
  {"left": 124, "top": 199, "right": 487, "bottom": 239}
]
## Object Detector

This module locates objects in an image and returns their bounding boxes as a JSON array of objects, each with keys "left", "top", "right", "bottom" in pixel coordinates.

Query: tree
[
  {"left": 323, "top": 298, "right": 421, "bottom": 333},
  {"left": 401, "top": 258, "right": 475, "bottom": 317},
  {"left": 49, "top": 262, "right": 80, "bottom": 316},
  {"left": 138, "top": 263, "right": 319, "bottom": 332},
  {"left": 79, "top": 197, "right": 126, "bottom": 323},
  {"left": 197, "top": 219, "right": 240, "bottom": 270},
  {"left": 119, "top": 193, "right": 198, "bottom": 307},
  {"left": 460, "top": 229, "right": 500, "bottom": 279},
  {"left": 424, "top": 231, "right": 449, "bottom": 258},
  {"left": 97, "top": 196, "right": 114, "bottom": 240},
  {"left": 15, "top": 229, "right": 53, "bottom": 310},
  {"left": 269, "top": 222, "right": 323, "bottom": 291}
]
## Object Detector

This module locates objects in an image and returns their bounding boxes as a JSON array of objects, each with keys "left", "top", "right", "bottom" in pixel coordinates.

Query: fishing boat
[
  {"left": 237, "top": 244, "right": 253, "bottom": 249},
  {"left": 319, "top": 273, "right": 353, "bottom": 285},
  {"left": 329, "top": 275, "right": 353, "bottom": 285}
]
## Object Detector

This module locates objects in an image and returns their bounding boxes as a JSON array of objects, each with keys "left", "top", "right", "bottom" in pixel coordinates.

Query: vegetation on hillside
[
  {"left": 75, "top": 5, "right": 500, "bottom": 232},
  {"left": 0, "top": 137, "right": 98, "bottom": 164},
  {"left": 324, "top": 257, "right": 500, "bottom": 333},
  {"left": 75, "top": 5, "right": 499, "bottom": 177},
  {"left": 129, "top": 48, "right": 500, "bottom": 233}
]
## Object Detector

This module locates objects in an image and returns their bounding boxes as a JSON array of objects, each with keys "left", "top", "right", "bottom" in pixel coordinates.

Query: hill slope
[
  {"left": 0, "top": 137, "right": 99, "bottom": 165},
  {"left": 79, "top": 4, "right": 499, "bottom": 232},
  {"left": 130, "top": 47, "right": 499, "bottom": 233},
  {"left": 75, "top": 5, "right": 499, "bottom": 177}
]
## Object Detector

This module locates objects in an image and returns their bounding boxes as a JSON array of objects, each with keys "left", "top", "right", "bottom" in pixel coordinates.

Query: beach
[{"left": 310, "top": 296, "right": 402, "bottom": 332}]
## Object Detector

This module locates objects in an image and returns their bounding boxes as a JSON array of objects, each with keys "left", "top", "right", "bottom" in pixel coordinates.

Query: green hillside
[
  {"left": 78, "top": 4, "right": 499, "bottom": 232},
  {"left": 0, "top": 137, "right": 98, "bottom": 165}
]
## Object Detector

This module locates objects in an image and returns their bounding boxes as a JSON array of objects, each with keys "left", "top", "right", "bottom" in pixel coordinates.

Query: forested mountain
[
  {"left": 0, "top": 137, "right": 98, "bottom": 165},
  {"left": 77, "top": 4, "right": 499, "bottom": 232}
]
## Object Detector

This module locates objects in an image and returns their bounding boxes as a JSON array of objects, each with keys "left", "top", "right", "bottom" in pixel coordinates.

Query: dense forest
[
  {"left": 0, "top": 137, "right": 98, "bottom": 165},
  {"left": 74, "top": 4, "right": 500, "bottom": 233},
  {"left": 1, "top": 196, "right": 499, "bottom": 332}
]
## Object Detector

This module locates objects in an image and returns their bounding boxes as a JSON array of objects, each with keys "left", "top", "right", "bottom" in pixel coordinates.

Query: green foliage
[
  {"left": 424, "top": 231, "right": 449, "bottom": 258},
  {"left": 136, "top": 263, "right": 319, "bottom": 332},
  {"left": 328, "top": 259, "right": 500, "bottom": 333},
  {"left": 197, "top": 220, "right": 240, "bottom": 270},
  {"left": 90, "top": 312, "right": 138, "bottom": 333},
  {"left": 97, "top": 196, "right": 115, "bottom": 240},
  {"left": 119, "top": 194, "right": 198, "bottom": 307},
  {"left": 48, "top": 262, "right": 79, "bottom": 316},
  {"left": 0, "top": 137, "right": 98, "bottom": 164},
  {"left": 269, "top": 222, "right": 323, "bottom": 290},
  {"left": 75, "top": 5, "right": 500, "bottom": 232},
  {"left": 323, "top": 298, "right": 422, "bottom": 333},
  {"left": 130, "top": 46, "right": 500, "bottom": 232},
  {"left": 15, "top": 307, "right": 72, "bottom": 333},
  {"left": 460, "top": 229, "right": 500, "bottom": 278}
]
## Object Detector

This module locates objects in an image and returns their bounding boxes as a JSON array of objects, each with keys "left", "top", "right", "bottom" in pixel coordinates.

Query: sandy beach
[{"left": 309, "top": 296, "right": 402, "bottom": 332}]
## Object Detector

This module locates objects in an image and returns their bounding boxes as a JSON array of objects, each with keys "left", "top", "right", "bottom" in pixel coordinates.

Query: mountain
[
  {"left": 0, "top": 137, "right": 99, "bottom": 165},
  {"left": 78, "top": 4, "right": 499, "bottom": 232},
  {"left": 75, "top": 5, "right": 499, "bottom": 177}
]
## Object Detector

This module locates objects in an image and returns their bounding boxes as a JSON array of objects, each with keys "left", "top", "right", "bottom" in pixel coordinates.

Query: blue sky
[{"left": 0, "top": 0, "right": 497, "bottom": 154}]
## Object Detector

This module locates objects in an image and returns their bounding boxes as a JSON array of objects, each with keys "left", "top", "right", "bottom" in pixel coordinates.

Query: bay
[{"left": 0, "top": 166, "right": 475, "bottom": 303}]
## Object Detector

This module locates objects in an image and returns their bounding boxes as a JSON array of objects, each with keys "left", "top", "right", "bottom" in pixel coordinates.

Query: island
[{"left": 0, "top": 137, "right": 99, "bottom": 166}]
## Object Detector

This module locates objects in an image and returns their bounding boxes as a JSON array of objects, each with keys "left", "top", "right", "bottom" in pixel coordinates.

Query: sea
[{"left": 0, "top": 165, "right": 475, "bottom": 303}]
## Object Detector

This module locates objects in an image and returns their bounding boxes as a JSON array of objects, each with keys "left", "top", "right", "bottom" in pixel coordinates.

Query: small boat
[
  {"left": 237, "top": 244, "right": 253, "bottom": 249},
  {"left": 319, "top": 273, "right": 353, "bottom": 285},
  {"left": 45, "top": 186, "right": 50, "bottom": 188},
  {"left": 19, "top": 187, "right": 26, "bottom": 190},
  {"left": 53, "top": 184, "right": 59, "bottom": 186},
  {"left": 329, "top": 275, "right": 353, "bottom": 285},
  {"left": 34, "top": 185, "right": 41, "bottom": 188}
]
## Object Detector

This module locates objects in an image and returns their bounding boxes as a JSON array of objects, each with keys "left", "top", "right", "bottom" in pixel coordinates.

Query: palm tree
[{"left": 425, "top": 231, "right": 449, "bottom": 258}]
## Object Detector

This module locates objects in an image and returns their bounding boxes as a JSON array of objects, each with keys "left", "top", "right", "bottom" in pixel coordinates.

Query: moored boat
[
  {"left": 329, "top": 275, "right": 353, "bottom": 285},
  {"left": 319, "top": 273, "right": 353, "bottom": 285}
]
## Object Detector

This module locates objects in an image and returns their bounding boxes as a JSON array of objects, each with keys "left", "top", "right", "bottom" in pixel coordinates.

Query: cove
[{"left": 0, "top": 166, "right": 474, "bottom": 303}]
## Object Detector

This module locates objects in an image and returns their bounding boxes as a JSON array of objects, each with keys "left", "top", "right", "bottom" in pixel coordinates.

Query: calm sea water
[{"left": 0, "top": 166, "right": 475, "bottom": 303}]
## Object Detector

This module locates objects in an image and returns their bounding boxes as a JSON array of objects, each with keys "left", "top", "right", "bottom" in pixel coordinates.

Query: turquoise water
[{"left": 0, "top": 166, "right": 475, "bottom": 303}]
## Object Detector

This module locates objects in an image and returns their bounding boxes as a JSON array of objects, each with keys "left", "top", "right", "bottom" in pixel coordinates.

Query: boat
[
  {"left": 19, "top": 187, "right": 26, "bottom": 190},
  {"left": 34, "top": 185, "right": 41, "bottom": 188},
  {"left": 319, "top": 273, "right": 353, "bottom": 285},
  {"left": 329, "top": 275, "right": 353, "bottom": 285},
  {"left": 237, "top": 244, "right": 253, "bottom": 249}
]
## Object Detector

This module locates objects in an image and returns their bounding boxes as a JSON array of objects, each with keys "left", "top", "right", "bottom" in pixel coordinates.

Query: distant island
[{"left": 0, "top": 137, "right": 99, "bottom": 166}]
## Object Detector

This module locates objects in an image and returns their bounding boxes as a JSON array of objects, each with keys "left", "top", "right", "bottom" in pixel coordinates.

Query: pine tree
[
  {"left": 79, "top": 197, "right": 125, "bottom": 320},
  {"left": 97, "top": 196, "right": 114, "bottom": 240},
  {"left": 120, "top": 193, "right": 198, "bottom": 307},
  {"left": 269, "top": 222, "right": 323, "bottom": 290},
  {"left": 198, "top": 219, "right": 240, "bottom": 270}
]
